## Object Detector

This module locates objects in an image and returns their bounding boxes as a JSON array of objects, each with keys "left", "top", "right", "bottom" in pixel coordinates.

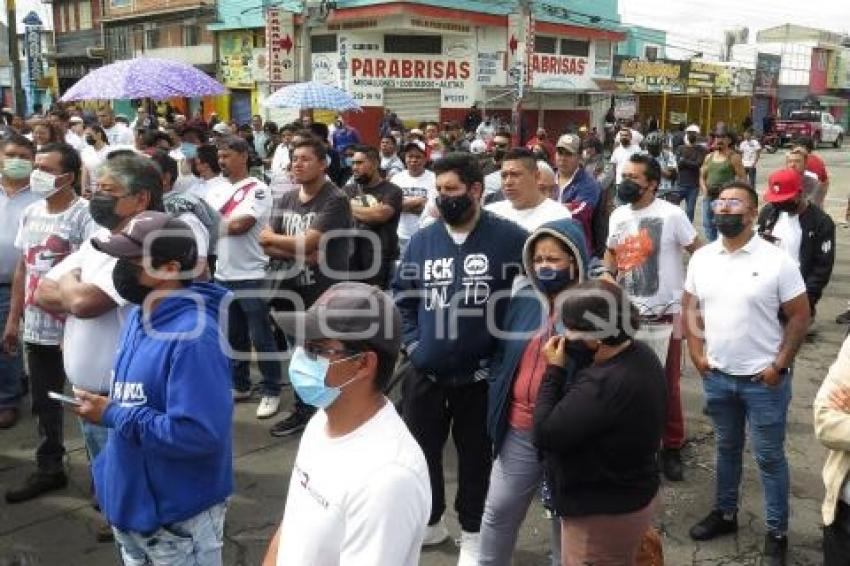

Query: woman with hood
[{"left": 479, "top": 218, "right": 589, "bottom": 566}]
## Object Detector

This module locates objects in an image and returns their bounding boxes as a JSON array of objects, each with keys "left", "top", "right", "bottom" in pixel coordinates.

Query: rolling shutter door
[{"left": 383, "top": 89, "right": 440, "bottom": 125}]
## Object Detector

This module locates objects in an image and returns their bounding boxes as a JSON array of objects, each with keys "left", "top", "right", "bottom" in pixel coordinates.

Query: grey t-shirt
[
  {"left": 14, "top": 198, "right": 94, "bottom": 345},
  {"left": 0, "top": 186, "right": 41, "bottom": 284}
]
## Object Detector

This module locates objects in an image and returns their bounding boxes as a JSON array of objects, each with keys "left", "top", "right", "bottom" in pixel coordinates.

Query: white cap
[
  {"left": 69, "top": 116, "right": 84, "bottom": 124},
  {"left": 685, "top": 124, "right": 700, "bottom": 134},
  {"left": 212, "top": 123, "right": 230, "bottom": 135},
  {"left": 470, "top": 139, "right": 487, "bottom": 154}
]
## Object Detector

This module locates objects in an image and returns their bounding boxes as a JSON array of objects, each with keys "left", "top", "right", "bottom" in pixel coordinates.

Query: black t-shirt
[
  {"left": 269, "top": 181, "right": 352, "bottom": 308},
  {"left": 346, "top": 180, "right": 403, "bottom": 276}
]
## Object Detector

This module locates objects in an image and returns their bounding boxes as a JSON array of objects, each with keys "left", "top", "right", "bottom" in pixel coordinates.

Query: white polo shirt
[{"left": 684, "top": 234, "right": 806, "bottom": 375}]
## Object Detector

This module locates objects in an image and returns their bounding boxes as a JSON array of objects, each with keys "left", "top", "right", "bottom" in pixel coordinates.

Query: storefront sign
[
  {"left": 733, "top": 68, "right": 754, "bottom": 95},
  {"left": 266, "top": 8, "right": 295, "bottom": 87},
  {"left": 614, "top": 94, "right": 637, "bottom": 119},
  {"left": 754, "top": 53, "right": 781, "bottom": 95},
  {"left": 477, "top": 52, "right": 500, "bottom": 84},
  {"left": 827, "top": 49, "right": 850, "bottom": 90},
  {"left": 219, "top": 31, "right": 255, "bottom": 88},
  {"left": 530, "top": 54, "right": 594, "bottom": 89},
  {"left": 613, "top": 56, "right": 687, "bottom": 93},
  {"left": 25, "top": 26, "right": 43, "bottom": 84},
  {"left": 688, "top": 61, "right": 734, "bottom": 95}
]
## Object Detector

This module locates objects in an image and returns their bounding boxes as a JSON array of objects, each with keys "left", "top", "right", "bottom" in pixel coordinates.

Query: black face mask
[
  {"left": 437, "top": 193, "right": 474, "bottom": 226},
  {"left": 493, "top": 148, "right": 506, "bottom": 162},
  {"left": 89, "top": 194, "right": 124, "bottom": 230},
  {"left": 112, "top": 259, "right": 154, "bottom": 305},
  {"left": 686, "top": 133, "right": 697, "bottom": 144},
  {"left": 715, "top": 213, "right": 747, "bottom": 238},
  {"left": 85, "top": 135, "right": 97, "bottom": 146},
  {"left": 564, "top": 339, "right": 598, "bottom": 367},
  {"left": 617, "top": 179, "right": 644, "bottom": 204},
  {"left": 647, "top": 145, "right": 661, "bottom": 157}
]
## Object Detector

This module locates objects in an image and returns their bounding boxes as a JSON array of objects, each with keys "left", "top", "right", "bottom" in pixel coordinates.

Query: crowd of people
[{"left": 0, "top": 99, "right": 844, "bottom": 566}]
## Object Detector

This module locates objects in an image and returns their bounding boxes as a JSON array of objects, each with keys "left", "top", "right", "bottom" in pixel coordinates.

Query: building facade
[{"left": 52, "top": 0, "right": 103, "bottom": 96}]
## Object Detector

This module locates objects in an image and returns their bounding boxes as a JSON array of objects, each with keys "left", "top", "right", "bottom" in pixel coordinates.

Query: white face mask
[{"left": 30, "top": 169, "right": 63, "bottom": 198}]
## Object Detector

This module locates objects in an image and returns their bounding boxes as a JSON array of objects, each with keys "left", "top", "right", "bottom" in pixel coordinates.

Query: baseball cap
[
  {"left": 764, "top": 169, "right": 803, "bottom": 203},
  {"left": 91, "top": 211, "right": 198, "bottom": 268},
  {"left": 272, "top": 282, "right": 402, "bottom": 358},
  {"left": 685, "top": 124, "right": 700, "bottom": 134},
  {"left": 403, "top": 140, "right": 426, "bottom": 154},
  {"left": 556, "top": 134, "right": 580, "bottom": 154},
  {"left": 470, "top": 139, "right": 487, "bottom": 154},
  {"left": 212, "top": 122, "right": 230, "bottom": 135},
  {"left": 409, "top": 128, "right": 424, "bottom": 137},
  {"left": 69, "top": 116, "right": 84, "bottom": 125}
]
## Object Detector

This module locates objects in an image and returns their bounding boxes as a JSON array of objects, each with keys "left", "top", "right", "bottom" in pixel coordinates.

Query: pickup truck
[{"left": 774, "top": 110, "right": 844, "bottom": 148}]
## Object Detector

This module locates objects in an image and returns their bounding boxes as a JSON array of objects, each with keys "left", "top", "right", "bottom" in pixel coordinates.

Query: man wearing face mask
[
  {"left": 74, "top": 211, "right": 233, "bottom": 565},
  {"left": 683, "top": 182, "right": 810, "bottom": 565},
  {"left": 262, "top": 282, "right": 430, "bottom": 566},
  {"left": 34, "top": 152, "right": 161, "bottom": 540},
  {"left": 4, "top": 142, "right": 94, "bottom": 503},
  {"left": 0, "top": 135, "right": 41, "bottom": 429},
  {"left": 674, "top": 124, "right": 708, "bottom": 222},
  {"left": 699, "top": 129, "right": 746, "bottom": 241},
  {"left": 347, "top": 145, "right": 403, "bottom": 289},
  {"left": 392, "top": 153, "right": 527, "bottom": 565},
  {"left": 757, "top": 169, "right": 835, "bottom": 321},
  {"left": 609, "top": 126, "right": 644, "bottom": 186},
  {"left": 604, "top": 153, "right": 702, "bottom": 482}
]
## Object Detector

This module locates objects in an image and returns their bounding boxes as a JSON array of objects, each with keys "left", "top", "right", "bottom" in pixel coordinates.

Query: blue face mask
[
  {"left": 536, "top": 266, "right": 576, "bottom": 296},
  {"left": 288, "top": 346, "right": 361, "bottom": 409},
  {"left": 181, "top": 142, "right": 198, "bottom": 159},
  {"left": 344, "top": 156, "right": 354, "bottom": 168}
]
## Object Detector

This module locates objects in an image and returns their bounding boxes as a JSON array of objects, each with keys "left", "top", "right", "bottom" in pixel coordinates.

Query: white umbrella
[{"left": 262, "top": 81, "right": 361, "bottom": 112}]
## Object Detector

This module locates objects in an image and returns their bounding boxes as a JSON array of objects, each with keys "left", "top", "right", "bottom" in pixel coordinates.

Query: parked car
[{"left": 774, "top": 110, "right": 844, "bottom": 148}]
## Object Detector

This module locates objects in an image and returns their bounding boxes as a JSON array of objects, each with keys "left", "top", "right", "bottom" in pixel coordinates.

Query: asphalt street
[{"left": 0, "top": 146, "right": 848, "bottom": 565}]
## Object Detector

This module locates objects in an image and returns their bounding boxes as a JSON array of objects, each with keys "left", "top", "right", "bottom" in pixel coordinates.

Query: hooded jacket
[
  {"left": 487, "top": 218, "right": 589, "bottom": 454},
  {"left": 94, "top": 282, "right": 233, "bottom": 534}
]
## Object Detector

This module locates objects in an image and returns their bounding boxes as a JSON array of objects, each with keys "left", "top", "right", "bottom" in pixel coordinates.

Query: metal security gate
[{"left": 383, "top": 89, "right": 440, "bottom": 126}]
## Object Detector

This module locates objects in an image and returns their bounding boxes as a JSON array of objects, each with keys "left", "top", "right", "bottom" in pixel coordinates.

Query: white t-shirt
[
  {"left": 610, "top": 145, "right": 644, "bottom": 184},
  {"left": 178, "top": 212, "right": 209, "bottom": 258},
  {"left": 607, "top": 199, "right": 696, "bottom": 315},
  {"left": 684, "top": 235, "right": 806, "bottom": 375},
  {"left": 276, "top": 401, "right": 430, "bottom": 566},
  {"left": 484, "top": 170, "right": 502, "bottom": 200},
  {"left": 45, "top": 228, "right": 130, "bottom": 393},
  {"left": 270, "top": 143, "right": 291, "bottom": 177},
  {"left": 191, "top": 175, "right": 231, "bottom": 204},
  {"left": 486, "top": 197, "right": 570, "bottom": 232},
  {"left": 393, "top": 169, "right": 437, "bottom": 241},
  {"left": 770, "top": 211, "right": 802, "bottom": 267},
  {"left": 104, "top": 123, "right": 135, "bottom": 146},
  {"left": 65, "top": 130, "right": 87, "bottom": 152},
  {"left": 739, "top": 139, "right": 762, "bottom": 168},
  {"left": 206, "top": 177, "right": 271, "bottom": 281}
]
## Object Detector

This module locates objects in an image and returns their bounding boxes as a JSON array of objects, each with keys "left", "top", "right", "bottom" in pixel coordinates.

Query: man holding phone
[{"left": 74, "top": 212, "right": 233, "bottom": 565}]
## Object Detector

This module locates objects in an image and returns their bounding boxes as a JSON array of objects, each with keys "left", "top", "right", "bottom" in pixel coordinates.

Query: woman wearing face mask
[
  {"left": 480, "top": 218, "right": 589, "bottom": 566},
  {"left": 80, "top": 126, "right": 110, "bottom": 199},
  {"left": 533, "top": 279, "right": 666, "bottom": 566}
]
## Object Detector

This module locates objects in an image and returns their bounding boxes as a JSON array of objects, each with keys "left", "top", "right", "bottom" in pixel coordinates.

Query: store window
[
  {"left": 535, "top": 36, "right": 556, "bottom": 54},
  {"left": 311, "top": 34, "right": 337, "bottom": 53},
  {"left": 384, "top": 34, "right": 441, "bottom": 54},
  {"left": 182, "top": 24, "right": 199, "bottom": 47},
  {"left": 560, "top": 39, "right": 589, "bottom": 57},
  {"left": 594, "top": 40, "right": 612, "bottom": 75},
  {"left": 78, "top": 0, "right": 92, "bottom": 30}
]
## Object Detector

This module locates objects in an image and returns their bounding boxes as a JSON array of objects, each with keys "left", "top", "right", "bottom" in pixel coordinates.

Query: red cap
[{"left": 764, "top": 169, "right": 803, "bottom": 203}]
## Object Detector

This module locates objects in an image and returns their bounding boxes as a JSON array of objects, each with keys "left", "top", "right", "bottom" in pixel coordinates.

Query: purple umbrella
[{"left": 60, "top": 57, "right": 226, "bottom": 101}]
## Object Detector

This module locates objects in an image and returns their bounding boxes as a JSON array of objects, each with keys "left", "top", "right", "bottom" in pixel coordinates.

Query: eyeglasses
[
  {"left": 710, "top": 198, "right": 747, "bottom": 212},
  {"left": 303, "top": 342, "right": 361, "bottom": 362}
]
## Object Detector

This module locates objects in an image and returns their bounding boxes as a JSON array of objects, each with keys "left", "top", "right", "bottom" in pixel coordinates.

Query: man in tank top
[{"left": 700, "top": 129, "right": 746, "bottom": 241}]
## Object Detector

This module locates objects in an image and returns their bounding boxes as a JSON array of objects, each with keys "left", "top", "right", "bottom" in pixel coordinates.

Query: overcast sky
[{"left": 620, "top": 0, "right": 850, "bottom": 56}]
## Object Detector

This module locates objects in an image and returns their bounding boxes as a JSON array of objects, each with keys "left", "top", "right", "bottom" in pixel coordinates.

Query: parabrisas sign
[
  {"left": 350, "top": 58, "right": 472, "bottom": 80},
  {"left": 530, "top": 54, "right": 587, "bottom": 76}
]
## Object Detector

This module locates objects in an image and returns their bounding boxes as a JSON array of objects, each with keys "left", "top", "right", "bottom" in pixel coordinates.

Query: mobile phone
[{"left": 48, "top": 391, "right": 83, "bottom": 407}]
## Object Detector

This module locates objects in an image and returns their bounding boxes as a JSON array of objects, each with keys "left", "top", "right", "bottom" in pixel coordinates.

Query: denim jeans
[
  {"left": 113, "top": 501, "right": 227, "bottom": 566},
  {"left": 702, "top": 198, "right": 718, "bottom": 242},
  {"left": 0, "top": 285, "right": 23, "bottom": 408},
  {"left": 745, "top": 167, "right": 757, "bottom": 188},
  {"left": 78, "top": 418, "right": 109, "bottom": 461},
  {"left": 674, "top": 184, "right": 699, "bottom": 223},
  {"left": 479, "top": 427, "right": 561, "bottom": 566},
  {"left": 216, "top": 279, "right": 281, "bottom": 396},
  {"left": 702, "top": 369, "right": 792, "bottom": 534}
]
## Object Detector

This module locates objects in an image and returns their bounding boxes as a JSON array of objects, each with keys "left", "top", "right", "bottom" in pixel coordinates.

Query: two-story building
[
  {"left": 51, "top": 0, "right": 103, "bottom": 96},
  {"left": 101, "top": 0, "right": 218, "bottom": 117}
]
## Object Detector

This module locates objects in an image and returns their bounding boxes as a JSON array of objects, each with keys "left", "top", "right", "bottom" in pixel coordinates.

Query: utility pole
[
  {"left": 510, "top": 0, "right": 532, "bottom": 146},
  {"left": 7, "top": 0, "right": 25, "bottom": 115}
]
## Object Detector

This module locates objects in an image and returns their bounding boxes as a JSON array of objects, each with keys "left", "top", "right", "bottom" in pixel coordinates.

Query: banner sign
[
  {"left": 266, "top": 8, "right": 295, "bottom": 87},
  {"left": 219, "top": 32, "right": 256, "bottom": 88},
  {"left": 613, "top": 56, "right": 687, "bottom": 93},
  {"left": 754, "top": 53, "right": 781, "bottom": 95},
  {"left": 25, "top": 26, "right": 43, "bottom": 84}
]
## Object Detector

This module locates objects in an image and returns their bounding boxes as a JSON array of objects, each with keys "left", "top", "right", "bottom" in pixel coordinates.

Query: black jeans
[
  {"left": 825, "top": 501, "right": 850, "bottom": 565},
  {"left": 402, "top": 369, "right": 491, "bottom": 532},
  {"left": 25, "top": 343, "right": 66, "bottom": 473}
]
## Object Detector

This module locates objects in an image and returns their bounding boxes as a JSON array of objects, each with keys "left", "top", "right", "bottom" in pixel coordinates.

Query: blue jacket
[
  {"left": 94, "top": 282, "right": 234, "bottom": 534},
  {"left": 392, "top": 209, "right": 528, "bottom": 386},
  {"left": 487, "top": 218, "right": 589, "bottom": 455}
]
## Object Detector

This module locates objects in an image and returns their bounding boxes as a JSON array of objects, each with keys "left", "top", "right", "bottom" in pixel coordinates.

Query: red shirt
[
  {"left": 806, "top": 153, "right": 829, "bottom": 183},
  {"left": 508, "top": 319, "right": 556, "bottom": 430}
]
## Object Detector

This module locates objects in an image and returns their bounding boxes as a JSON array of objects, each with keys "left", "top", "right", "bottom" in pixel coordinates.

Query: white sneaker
[
  {"left": 421, "top": 519, "right": 449, "bottom": 546},
  {"left": 256, "top": 396, "right": 280, "bottom": 419},
  {"left": 456, "top": 530, "right": 481, "bottom": 566}
]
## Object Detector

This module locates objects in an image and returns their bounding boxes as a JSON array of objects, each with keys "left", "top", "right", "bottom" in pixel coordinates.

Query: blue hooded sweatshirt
[
  {"left": 487, "top": 218, "right": 589, "bottom": 455},
  {"left": 94, "top": 282, "right": 234, "bottom": 534}
]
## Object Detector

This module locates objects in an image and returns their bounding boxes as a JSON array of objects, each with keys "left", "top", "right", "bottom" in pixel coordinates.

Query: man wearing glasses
[
  {"left": 682, "top": 181, "right": 810, "bottom": 565},
  {"left": 263, "top": 282, "right": 430, "bottom": 566}
]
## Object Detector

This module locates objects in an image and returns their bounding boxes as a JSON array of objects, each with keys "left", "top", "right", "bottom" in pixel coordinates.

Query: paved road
[{"left": 0, "top": 146, "right": 848, "bottom": 565}]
